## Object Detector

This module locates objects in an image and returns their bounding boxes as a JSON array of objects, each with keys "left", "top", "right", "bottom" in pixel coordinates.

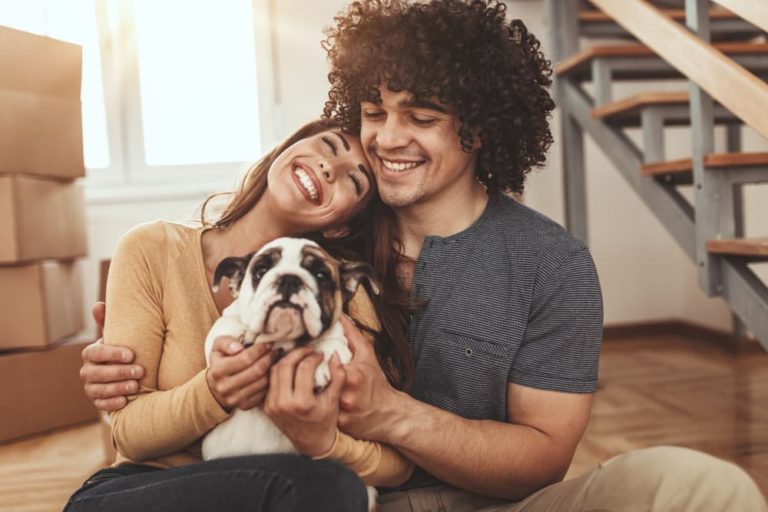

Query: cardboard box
[
  {"left": 0, "top": 174, "right": 87, "bottom": 263},
  {"left": 0, "top": 260, "right": 84, "bottom": 349},
  {"left": 0, "top": 89, "right": 84, "bottom": 178},
  {"left": 0, "top": 25, "right": 82, "bottom": 99},
  {"left": 0, "top": 26, "right": 84, "bottom": 179},
  {"left": 0, "top": 342, "right": 99, "bottom": 443}
]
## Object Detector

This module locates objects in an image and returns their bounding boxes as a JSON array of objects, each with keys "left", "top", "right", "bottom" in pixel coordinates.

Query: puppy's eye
[
  {"left": 315, "top": 270, "right": 330, "bottom": 282},
  {"left": 254, "top": 267, "right": 268, "bottom": 279}
]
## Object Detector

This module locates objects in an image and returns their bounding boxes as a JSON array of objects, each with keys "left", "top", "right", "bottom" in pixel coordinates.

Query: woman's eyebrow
[
  {"left": 358, "top": 164, "right": 373, "bottom": 190},
  {"left": 333, "top": 131, "right": 351, "bottom": 151}
]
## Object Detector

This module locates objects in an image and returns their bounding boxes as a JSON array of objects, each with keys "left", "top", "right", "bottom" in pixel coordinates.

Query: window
[{"left": 0, "top": 0, "right": 276, "bottom": 199}]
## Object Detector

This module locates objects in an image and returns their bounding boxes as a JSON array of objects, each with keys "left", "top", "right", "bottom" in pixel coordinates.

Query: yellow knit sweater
[{"left": 104, "top": 220, "right": 413, "bottom": 487}]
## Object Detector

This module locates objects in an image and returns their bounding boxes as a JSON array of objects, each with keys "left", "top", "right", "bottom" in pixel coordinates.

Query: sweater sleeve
[
  {"left": 316, "top": 287, "right": 413, "bottom": 487},
  {"left": 314, "top": 430, "right": 415, "bottom": 488},
  {"left": 104, "top": 223, "right": 230, "bottom": 462}
]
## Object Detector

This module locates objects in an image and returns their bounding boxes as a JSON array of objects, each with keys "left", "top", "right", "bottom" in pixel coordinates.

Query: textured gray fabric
[{"left": 398, "top": 192, "right": 603, "bottom": 491}]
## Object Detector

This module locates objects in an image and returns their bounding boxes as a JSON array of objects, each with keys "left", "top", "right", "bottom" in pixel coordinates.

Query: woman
[{"left": 66, "top": 119, "right": 413, "bottom": 512}]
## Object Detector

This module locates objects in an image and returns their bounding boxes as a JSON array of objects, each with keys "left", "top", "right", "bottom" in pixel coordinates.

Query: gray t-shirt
[{"left": 399, "top": 191, "right": 603, "bottom": 491}]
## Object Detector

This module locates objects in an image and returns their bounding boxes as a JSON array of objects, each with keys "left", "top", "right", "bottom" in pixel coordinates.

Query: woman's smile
[{"left": 291, "top": 162, "right": 323, "bottom": 205}]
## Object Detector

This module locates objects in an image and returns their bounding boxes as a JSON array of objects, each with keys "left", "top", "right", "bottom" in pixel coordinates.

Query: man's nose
[{"left": 376, "top": 115, "right": 408, "bottom": 150}]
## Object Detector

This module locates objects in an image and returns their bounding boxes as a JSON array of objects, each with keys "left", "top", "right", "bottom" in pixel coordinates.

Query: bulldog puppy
[{"left": 201, "top": 237, "right": 378, "bottom": 460}]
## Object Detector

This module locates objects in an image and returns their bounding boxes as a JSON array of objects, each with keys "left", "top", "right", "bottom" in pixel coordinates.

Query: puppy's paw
[
  {"left": 366, "top": 486, "right": 378, "bottom": 512},
  {"left": 313, "top": 361, "right": 331, "bottom": 392}
]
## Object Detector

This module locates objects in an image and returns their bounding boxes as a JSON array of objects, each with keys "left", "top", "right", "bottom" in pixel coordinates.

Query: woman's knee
[
  {"left": 221, "top": 455, "right": 367, "bottom": 511},
  {"left": 285, "top": 457, "right": 368, "bottom": 511}
]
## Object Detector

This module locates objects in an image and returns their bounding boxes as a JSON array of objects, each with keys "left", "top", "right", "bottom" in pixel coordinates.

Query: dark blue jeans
[{"left": 64, "top": 454, "right": 368, "bottom": 512}]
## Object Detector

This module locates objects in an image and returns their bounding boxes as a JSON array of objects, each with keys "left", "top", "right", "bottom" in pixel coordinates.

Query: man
[{"left": 82, "top": 1, "right": 767, "bottom": 510}]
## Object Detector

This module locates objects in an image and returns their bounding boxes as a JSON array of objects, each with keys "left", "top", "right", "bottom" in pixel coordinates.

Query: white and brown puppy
[{"left": 201, "top": 237, "right": 378, "bottom": 460}]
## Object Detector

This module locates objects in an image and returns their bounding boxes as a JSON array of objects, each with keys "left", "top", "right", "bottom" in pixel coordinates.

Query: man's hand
[
  {"left": 264, "top": 347, "right": 345, "bottom": 457},
  {"left": 80, "top": 302, "right": 145, "bottom": 412},
  {"left": 205, "top": 336, "right": 277, "bottom": 411},
  {"left": 337, "top": 316, "right": 404, "bottom": 442}
]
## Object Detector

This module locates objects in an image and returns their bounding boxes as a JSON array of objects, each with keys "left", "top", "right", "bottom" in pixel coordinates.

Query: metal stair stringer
[{"left": 563, "top": 79, "right": 768, "bottom": 351}]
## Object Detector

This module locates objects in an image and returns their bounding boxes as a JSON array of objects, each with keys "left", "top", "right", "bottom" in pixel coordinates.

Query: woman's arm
[
  {"left": 104, "top": 224, "right": 230, "bottom": 461},
  {"left": 266, "top": 288, "right": 414, "bottom": 487},
  {"left": 314, "top": 430, "right": 415, "bottom": 487}
]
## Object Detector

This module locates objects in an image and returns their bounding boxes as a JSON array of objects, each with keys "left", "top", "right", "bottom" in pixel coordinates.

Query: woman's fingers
[
  {"left": 230, "top": 375, "right": 270, "bottom": 410},
  {"left": 272, "top": 346, "right": 316, "bottom": 396},
  {"left": 215, "top": 349, "right": 275, "bottom": 397},
  {"left": 206, "top": 340, "right": 276, "bottom": 409},
  {"left": 208, "top": 340, "right": 272, "bottom": 380},
  {"left": 293, "top": 352, "right": 325, "bottom": 398}
]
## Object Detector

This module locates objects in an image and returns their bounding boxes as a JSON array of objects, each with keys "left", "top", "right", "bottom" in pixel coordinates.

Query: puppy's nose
[{"left": 276, "top": 274, "right": 303, "bottom": 297}]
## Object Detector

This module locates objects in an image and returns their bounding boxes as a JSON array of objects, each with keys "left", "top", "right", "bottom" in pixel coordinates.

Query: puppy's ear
[
  {"left": 339, "top": 260, "right": 380, "bottom": 304},
  {"left": 212, "top": 254, "right": 252, "bottom": 298}
]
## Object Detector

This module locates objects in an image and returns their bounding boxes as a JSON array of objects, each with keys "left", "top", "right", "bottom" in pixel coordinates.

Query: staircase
[{"left": 546, "top": 0, "right": 768, "bottom": 350}]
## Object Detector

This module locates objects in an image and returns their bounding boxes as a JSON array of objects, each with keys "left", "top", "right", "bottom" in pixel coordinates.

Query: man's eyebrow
[
  {"left": 333, "top": 131, "right": 350, "bottom": 151},
  {"left": 400, "top": 98, "right": 450, "bottom": 114}
]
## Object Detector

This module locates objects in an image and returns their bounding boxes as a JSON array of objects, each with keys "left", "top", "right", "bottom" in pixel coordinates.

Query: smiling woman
[{"left": 68, "top": 118, "right": 415, "bottom": 511}]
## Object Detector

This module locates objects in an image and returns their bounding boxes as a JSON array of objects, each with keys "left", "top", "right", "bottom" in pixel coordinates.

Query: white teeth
[
  {"left": 381, "top": 158, "right": 421, "bottom": 172},
  {"left": 293, "top": 167, "right": 318, "bottom": 201}
]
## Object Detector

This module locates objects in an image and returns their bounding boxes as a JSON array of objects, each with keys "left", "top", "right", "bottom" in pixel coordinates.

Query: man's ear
[
  {"left": 212, "top": 253, "right": 253, "bottom": 298},
  {"left": 321, "top": 225, "right": 351, "bottom": 240},
  {"left": 339, "top": 260, "right": 380, "bottom": 304},
  {"left": 472, "top": 130, "right": 482, "bottom": 150}
]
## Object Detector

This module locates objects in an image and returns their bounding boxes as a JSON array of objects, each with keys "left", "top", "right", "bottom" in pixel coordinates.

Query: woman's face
[{"left": 267, "top": 129, "right": 374, "bottom": 233}]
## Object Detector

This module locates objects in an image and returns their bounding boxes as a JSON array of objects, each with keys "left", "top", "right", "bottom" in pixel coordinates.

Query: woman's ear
[{"left": 321, "top": 225, "right": 351, "bottom": 239}]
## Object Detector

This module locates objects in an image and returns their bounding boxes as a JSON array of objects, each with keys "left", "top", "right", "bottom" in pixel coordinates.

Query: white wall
[{"left": 78, "top": 0, "right": 767, "bottom": 340}]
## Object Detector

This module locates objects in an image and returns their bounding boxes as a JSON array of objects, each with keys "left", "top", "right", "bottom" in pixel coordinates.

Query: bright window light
[
  {"left": 0, "top": 0, "right": 110, "bottom": 169},
  {"left": 132, "top": 0, "right": 261, "bottom": 166}
]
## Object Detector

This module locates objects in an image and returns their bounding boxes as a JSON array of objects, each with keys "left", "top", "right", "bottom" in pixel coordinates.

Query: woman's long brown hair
[{"left": 199, "top": 118, "right": 413, "bottom": 390}]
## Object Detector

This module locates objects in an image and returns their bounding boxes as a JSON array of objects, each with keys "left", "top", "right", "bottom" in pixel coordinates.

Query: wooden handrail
[
  {"left": 588, "top": 0, "right": 768, "bottom": 141},
  {"left": 712, "top": 0, "right": 768, "bottom": 33},
  {"left": 580, "top": 7, "right": 737, "bottom": 23}
]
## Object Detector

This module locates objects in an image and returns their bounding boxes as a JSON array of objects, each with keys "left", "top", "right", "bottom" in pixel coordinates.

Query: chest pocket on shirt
[{"left": 413, "top": 329, "right": 511, "bottom": 421}]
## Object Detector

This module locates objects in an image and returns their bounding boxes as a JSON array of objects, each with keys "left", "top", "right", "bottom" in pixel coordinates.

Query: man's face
[{"left": 360, "top": 87, "right": 479, "bottom": 209}]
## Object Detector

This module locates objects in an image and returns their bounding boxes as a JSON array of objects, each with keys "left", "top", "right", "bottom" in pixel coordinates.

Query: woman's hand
[
  {"left": 205, "top": 336, "right": 277, "bottom": 411},
  {"left": 264, "top": 348, "right": 346, "bottom": 457}
]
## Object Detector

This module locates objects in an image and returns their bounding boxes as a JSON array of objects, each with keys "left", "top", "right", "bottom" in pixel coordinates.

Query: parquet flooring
[
  {"left": 0, "top": 333, "right": 766, "bottom": 511},
  {"left": 568, "top": 334, "right": 768, "bottom": 498}
]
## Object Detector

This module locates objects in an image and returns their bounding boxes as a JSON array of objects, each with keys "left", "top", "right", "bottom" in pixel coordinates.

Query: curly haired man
[
  {"left": 81, "top": 1, "right": 767, "bottom": 510},
  {"left": 322, "top": 1, "right": 767, "bottom": 511}
]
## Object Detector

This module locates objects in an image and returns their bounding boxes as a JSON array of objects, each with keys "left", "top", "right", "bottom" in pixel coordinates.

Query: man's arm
[{"left": 338, "top": 317, "right": 592, "bottom": 501}]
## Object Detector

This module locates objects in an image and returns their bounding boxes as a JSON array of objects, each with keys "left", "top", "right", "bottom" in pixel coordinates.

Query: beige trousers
[{"left": 377, "top": 446, "right": 767, "bottom": 512}]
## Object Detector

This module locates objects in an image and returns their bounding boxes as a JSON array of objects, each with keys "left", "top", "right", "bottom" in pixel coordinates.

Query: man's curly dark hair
[{"left": 322, "top": 0, "right": 555, "bottom": 195}]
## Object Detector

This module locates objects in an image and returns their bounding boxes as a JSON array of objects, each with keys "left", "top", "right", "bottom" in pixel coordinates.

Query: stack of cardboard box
[{"left": 0, "top": 26, "right": 99, "bottom": 442}]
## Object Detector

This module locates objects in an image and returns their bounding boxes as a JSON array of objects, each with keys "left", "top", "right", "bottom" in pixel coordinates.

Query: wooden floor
[{"left": 0, "top": 333, "right": 766, "bottom": 510}]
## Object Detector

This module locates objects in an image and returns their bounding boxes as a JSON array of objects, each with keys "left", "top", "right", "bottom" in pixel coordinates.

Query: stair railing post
[
  {"left": 547, "top": 0, "right": 589, "bottom": 244},
  {"left": 725, "top": 124, "right": 748, "bottom": 340},
  {"left": 687, "top": 0, "right": 731, "bottom": 296}
]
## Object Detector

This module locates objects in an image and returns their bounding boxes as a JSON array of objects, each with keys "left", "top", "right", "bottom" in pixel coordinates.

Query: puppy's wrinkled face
[
  {"left": 244, "top": 238, "right": 340, "bottom": 343},
  {"left": 214, "top": 238, "right": 378, "bottom": 348}
]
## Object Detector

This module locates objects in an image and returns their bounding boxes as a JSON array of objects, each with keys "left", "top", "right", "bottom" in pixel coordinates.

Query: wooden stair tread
[
  {"left": 707, "top": 238, "right": 768, "bottom": 258},
  {"left": 593, "top": 91, "right": 690, "bottom": 119},
  {"left": 642, "top": 158, "right": 694, "bottom": 176},
  {"left": 555, "top": 42, "right": 768, "bottom": 76},
  {"left": 641, "top": 152, "right": 768, "bottom": 176},
  {"left": 580, "top": 7, "right": 737, "bottom": 23}
]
